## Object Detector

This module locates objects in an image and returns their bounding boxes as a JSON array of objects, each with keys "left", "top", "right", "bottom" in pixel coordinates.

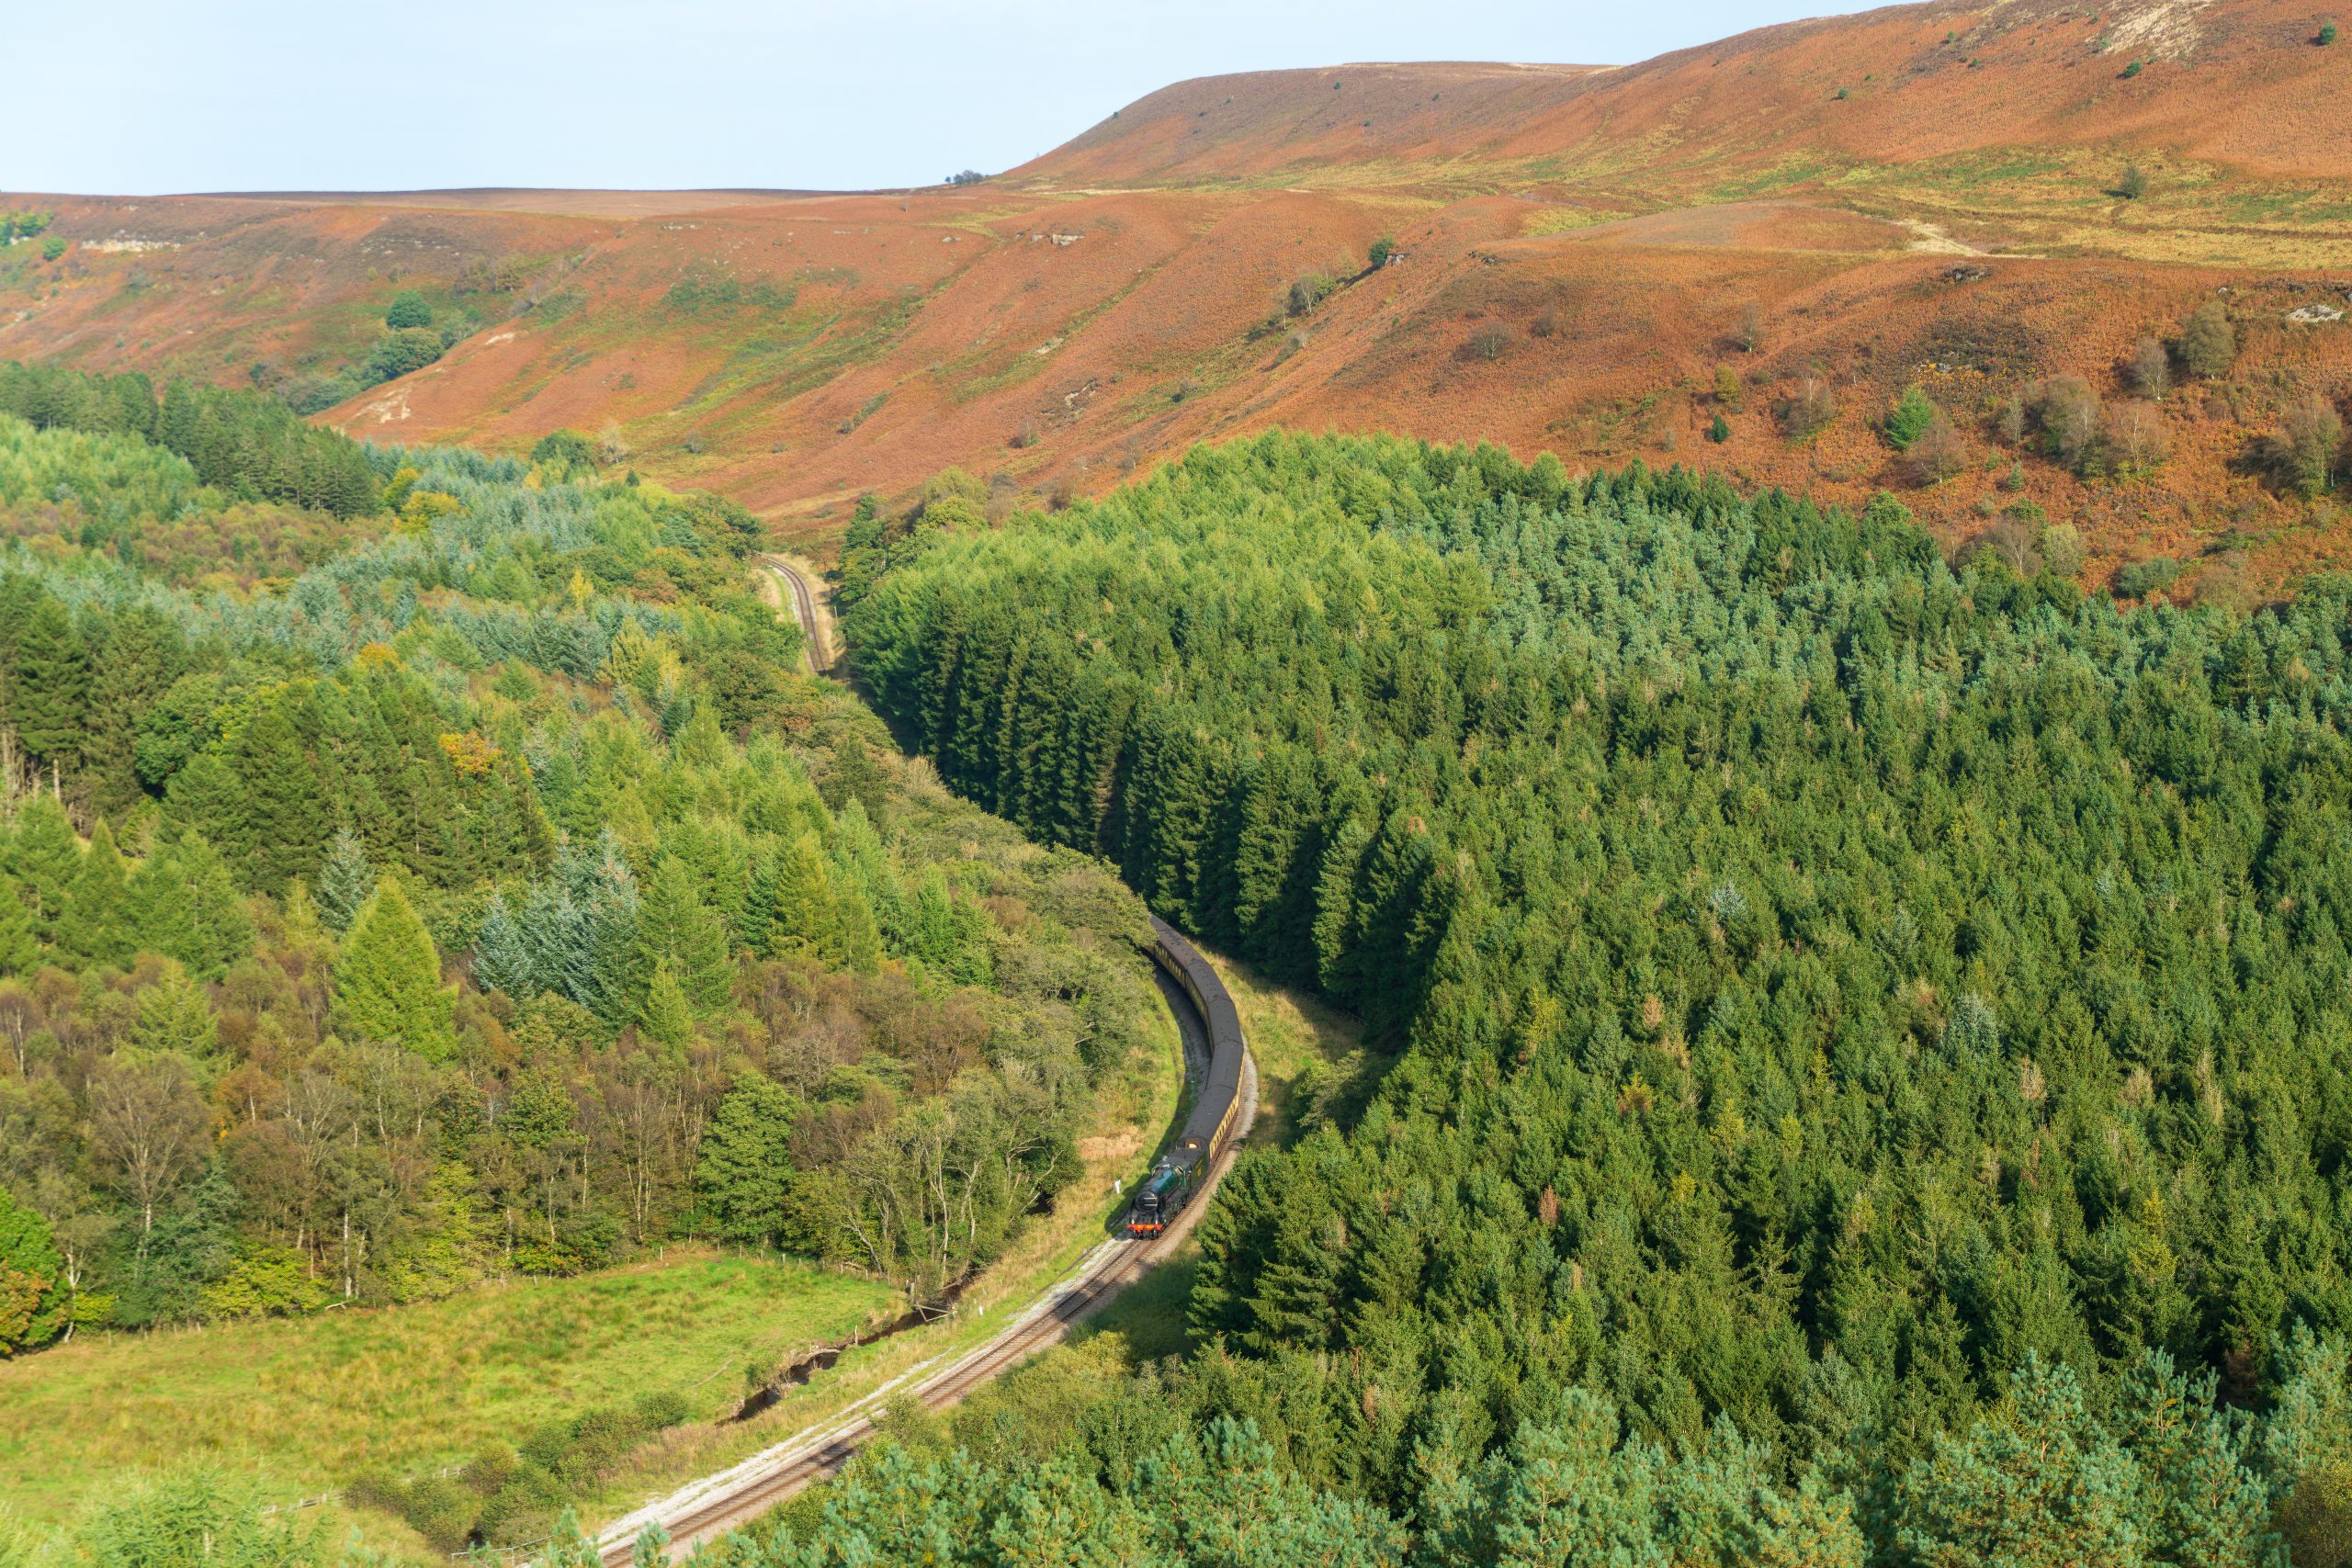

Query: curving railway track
[
  {"left": 595, "top": 947, "right": 1255, "bottom": 1562},
  {"left": 761, "top": 554, "right": 833, "bottom": 675}
]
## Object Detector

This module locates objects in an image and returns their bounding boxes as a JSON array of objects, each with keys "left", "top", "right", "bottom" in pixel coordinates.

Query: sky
[{"left": 10, "top": 0, "right": 1867, "bottom": 196}]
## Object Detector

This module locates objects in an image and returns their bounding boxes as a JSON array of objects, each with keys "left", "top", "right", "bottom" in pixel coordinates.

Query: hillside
[{"left": 3, "top": 0, "right": 2350, "bottom": 596}]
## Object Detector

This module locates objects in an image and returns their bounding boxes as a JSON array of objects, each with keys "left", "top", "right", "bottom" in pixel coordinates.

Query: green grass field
[{"left": 0, "top": 1252, "right": 895, "bottom": 1527}]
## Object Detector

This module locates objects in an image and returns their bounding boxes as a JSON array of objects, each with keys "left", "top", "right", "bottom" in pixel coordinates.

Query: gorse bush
[{"left": 846, "top": 428, "right": 2352, "bottom": 1521}]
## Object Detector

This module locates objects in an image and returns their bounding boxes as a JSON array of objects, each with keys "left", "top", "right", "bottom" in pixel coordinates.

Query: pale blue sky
[{"left": 11, "top": 0, "right": 1866, "bottom": 196}]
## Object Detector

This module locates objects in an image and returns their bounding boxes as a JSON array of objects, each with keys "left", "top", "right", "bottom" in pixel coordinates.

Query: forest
[
  {"left": 830, "top": 429, "right": 2352, "bottom": 1564},
  {"left": 0, "top": 364, "right": 1173, "bottom": 1412}
]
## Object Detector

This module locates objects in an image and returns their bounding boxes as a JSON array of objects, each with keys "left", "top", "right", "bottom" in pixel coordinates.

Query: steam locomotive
[{"left": 1123, "top": 917, "right": 1246, "bottom": 1239}]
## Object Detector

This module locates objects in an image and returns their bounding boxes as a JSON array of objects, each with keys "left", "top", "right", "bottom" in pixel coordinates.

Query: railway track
[
  {"left": 594, "top": 953, "right": 1257, "bottom": 1563},
  {"left": 760, "top": 554, "right": 832, "bottom": 675}
]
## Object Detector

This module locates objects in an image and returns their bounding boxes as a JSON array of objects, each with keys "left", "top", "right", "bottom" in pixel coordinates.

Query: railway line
[
  {"left": 588, "top": 750, "right": 1257, "bottom": 1562},
  {"left": 761, "top": 554, "right": 833, "bottom": 675}
]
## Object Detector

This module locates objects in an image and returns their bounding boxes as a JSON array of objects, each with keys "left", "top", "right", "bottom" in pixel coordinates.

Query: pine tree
[
  {"left": 470, "top": 890, "right": 537, "bottom": 999},
  {"left": 763, "top": 831, "right": 838, "bottom": 961},
  {"left": 314, "top": 829, "right": 376, "bottom": 934},
  {"left": 130, "top": 969, "right": 219, "bottom": 1059},
  {"left": 61, "top": 818, "right": 130, "bottom": 965},
  {"left": 693, "top": 1075, "right": 801, "bottom": 1247},
  {"left": 0, "top": 871, "right": 37, "bottom": 976},
  {"left": 333, "top": 880, "right": 457, "bottom": 1060},
  {"left": 7, "top": 593, "right": 89, "bottom": 766},
  {"left": 633, "top": 854, "right": 735, "bottom": 1014},
  {"left": 84, "top": 606, "right": 182, "bottom": 815},
  {"left": 6, "top": 794, "right": 80, "bottom": 946},
  {"left": 637, "top": 960, "right": 696, "bottom": 1054},
  {"left": 230, "top": 700, "right": 329, "bottom": 894},
  {"left": 127, "top": 831, "right": 253, "bottom": 981}
]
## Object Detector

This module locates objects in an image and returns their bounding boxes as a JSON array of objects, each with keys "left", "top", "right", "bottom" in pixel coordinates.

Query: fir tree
[
  {"left": 333, "top": 879, "right": 456, "bottom": 1060},
  {"left": 633, "top": 853, "right": 735, "bottom": 1014},
  {"left": 6, "top": 794, "right": 79, "bottom": 946},
  {"left": 764, "top": 831, "right": 838, "bottom": 961},
  {"left": 7, "top": 592, "right": 89, "bottom": 766},
  {"left": 314, "top": 829, "right": 376, "bottom": 935},
  {"left": 0, "top": 871, "right": 37, "bottom": 975},
  {"left": 127, "top": 831, "right": 253, "bottom": 981},
  {"left": 637, "top": 960, "right": 696, "bottom": 1054},
  {"left": 60, "top": 817, "right": 130, "bottom": 965},
  {"left": 470, "top": 890, "right": 537, "bottom": 999},
  {"left": 693, "top": 1075, "right": 801, "bottom": 1247},
  {"left": 130, "top": 969, "right": 219, "bottom": 1059}
]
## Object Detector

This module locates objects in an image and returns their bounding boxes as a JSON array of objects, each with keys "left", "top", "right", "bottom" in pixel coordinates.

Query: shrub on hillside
[
  {"left": 384, "top": 289, "right": 433, "bottom": 330},
  {"left": 2125, "top": 335, "right": 2172, "bottom": 397},
  {"left": 2114, "top": 555, "right": 2184, "bottom": 597},
  {"left": 1285, "top": 275, "right": 1335, "bottom": 317},
  {"left": 2104, "top": 400, "right": 2171, "bottom": 475},
  {"left": 1458, "top": 324, "right": 1514, "bottom": 362},
  {"left": 2179, "top": 299, "right": 2236, "bottom": 378},
  {"left": 2030, "top": 375, "right": 2104, "bottom": 473},
  {"left": 2261, "top": 395, "right": 2346, "bottom": 496},
  {"left": 2116, "top": 164, "right": 2149, "bottom": 199},
  {"left": 1884, "top": 385, "right": 1939, "bottom": 450},
  {"left": 1777, "top": 377, "right": 1839, "bottom": 438},
  {"left": 366, "top": 327, "right": 445, "bottom": 382},
  {"left": 1904, "top": 415, "right": 1969, "bottom": 485},
  {"left": 532, "top": 428, "right": 599, "bottom": 470}
]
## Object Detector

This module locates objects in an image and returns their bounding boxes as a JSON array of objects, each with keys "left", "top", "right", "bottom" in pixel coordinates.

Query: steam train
[{"left": 1124, "top": 916, "right": 1247, "bottom": 1239}]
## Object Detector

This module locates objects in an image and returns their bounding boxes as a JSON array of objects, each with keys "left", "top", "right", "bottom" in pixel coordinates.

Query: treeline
[
  {"left": 844, "top": 430, "right": 2352, "bottom": 1543},
  {"left": 0, "top": 361, "right": 380, "bottom": 517},
  {"left": 0, "top": 419, "right": 1164, "bottom": 1378},
  {"left": 693, "top": 1335, "right": 2350, "bottom": 1567}
]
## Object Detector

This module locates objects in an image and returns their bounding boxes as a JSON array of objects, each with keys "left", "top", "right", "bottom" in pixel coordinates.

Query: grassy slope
[
  {"left": 6, "top": 0, "right": 2351, "bottom": 592},
  {"left": 0, "top": 1253, "right": 894, "bottom": 1527}
]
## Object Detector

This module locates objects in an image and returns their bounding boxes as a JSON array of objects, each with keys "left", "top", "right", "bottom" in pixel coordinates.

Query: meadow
[{"left": 0, "top": 1252, "right": 895, "bottom": 1527}]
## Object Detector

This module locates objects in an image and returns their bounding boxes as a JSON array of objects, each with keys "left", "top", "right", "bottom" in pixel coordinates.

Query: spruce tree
[
  {"left": 333, "top": 879, "right": 457, "bottom": 1060},
  {"left": 7, "top": 593, "right": 89, "bottom": 767},
  {"left": 764, "top": 831, "right": 837, "bottom": 960},
  {"left": 128, "top": 831, "right": 253, "bottom": 981},
  {"left": 61, "top": 818, "right": 130, "bottom": 965},
  {"left": 0, "top": 871, "right": 37, "bottom": 975},
  {"left": 229, "top": 701, "right": 329, "bottom": 894},
  {"left": 130, "top": 969, "right": 219, "bottom": 1059},
  {"left": 6, "top": 795, "right": 80, "bottom": 946},
  {"left": 470, "top": 891, "right": 537, "bottom": 999},
  {"left": 314, "top": 829, "right": 376, "bottom": 935},
  {"left": 633, "top": 854, "right": 735, "bottom": 1014},
  {"left": 693, "top": 1075, "right": 801, "bottom": 1247},
  {"left": 637, "top": 960, "right": 696, "bottom": 1055}
]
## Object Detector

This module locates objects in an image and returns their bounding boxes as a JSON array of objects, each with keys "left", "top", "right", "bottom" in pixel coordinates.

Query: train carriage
[{"left": 1124, "top": 917, "right": 1245, "bottom": 1239}]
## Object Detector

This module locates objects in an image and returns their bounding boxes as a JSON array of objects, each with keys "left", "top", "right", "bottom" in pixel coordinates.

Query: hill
[{"left": 2, "top": 0, "right": 2350, "bottom": 596}]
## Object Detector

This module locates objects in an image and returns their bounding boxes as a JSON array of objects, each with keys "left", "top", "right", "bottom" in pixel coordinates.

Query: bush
[
  {"left": 1713, "top": 366, "right": 1743, "bottom": 408},
  {"left": 1458, "top": 325, "right": 1514, "bottom": 363},
  {"left": 365, "top": 327, "right": 445, "bottom": 382},
  {"left": 1777, "top": 378, "right": 1839, "bottom": 438},
  {"left": 2121, "top": 59, "right": 2144, "bottom": 77},
  {"left": 2262, "top": 395, "right": 2346, "bottom": 496},
  {"left": 2116, "top": 164, "right": 2149, "bottom": 199},
  {"left": 1285, "top": 275, "right": 1335, "bottom": 317},
  {"left": 532, "top": 428, "right": 599, "bottom": 469},
  {"left": 2178, "top": 299, "right": 2236, "bottom": 378},
  {"left": 2115, "top": 556, "right": 2183, "bottom": 598},
  {"left": 1531, "top": 310, "right": 1558, "bottom": 340},
  {"left": 2104, "top": 400, "right": 2171, "bottom": 474},
  {"left": 1904, "top": 416, "right": 1969, "bottom": 485},
  {"left": 1368, "top": 237, "right": 1396, "bottom": 270},
  {"left": 2124, "top": 335, "right": 2171, "bottom": 397},
  {"left": 634, "top": 1387, "right": 693, "bottom": 1429},
  {"left": 384, "top": 289, "right": 433, "bottom": 329},
  {"left": 1885, "top": 385, "right": 1939, "bottom": 450},
  {"left": 1708, "top": 413, "right": 1731, "bottom": 444},
  {"left": 2320, "top": 20, "right": 2339, "bottom": 44},
  {"left": 40, "top": 236, "right": 64, "bottom": 263},
  {"left": 2030, "top": 375, "right": 2104, "bottom": 472}
]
